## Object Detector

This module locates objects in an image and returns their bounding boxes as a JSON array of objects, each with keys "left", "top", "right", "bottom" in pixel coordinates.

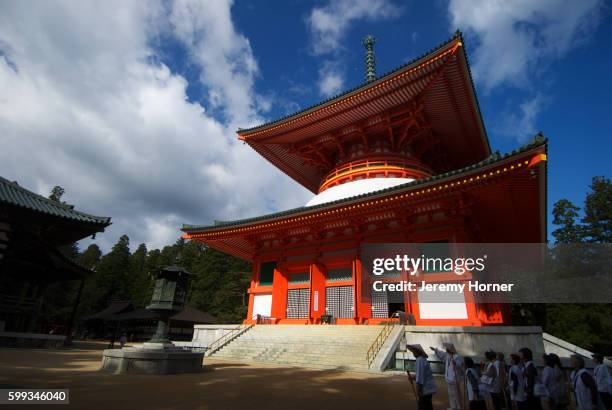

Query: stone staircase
[{"left": 210, "top": 325, "right": 387, "bottom": 371}]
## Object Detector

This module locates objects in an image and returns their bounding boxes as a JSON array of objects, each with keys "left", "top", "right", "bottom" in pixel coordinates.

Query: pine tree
[
  {"left": 88, "top": 235, "right": 132, "bottom": 312},
  {"left": 188, "top": 247, "right": 251, "bottom": 323},
  {"left": 129, "top": 243, "right": 152, "bottom": 307},
  {"left": 551, "top": 199, "right": 583, "bottom": 243},
  {"left": 79, "top": 244, "right": 102, "bottom": 269},
  {"left": 582, "top": 176, "right": 612, "bottom": 243}
]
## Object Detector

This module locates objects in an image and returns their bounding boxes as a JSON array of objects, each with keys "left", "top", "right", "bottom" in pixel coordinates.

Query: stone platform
[
  {"left": 0, "top": 331, "right": 66, "bottom": 349},
  {"left": 101, "top": 345, "right": 204, "bottom": 375},
  {"left": 192, "top": 324, "right": 601, "bottom": 374},
  {"left": 395, "top": 325, "right": 563, "bottom": 372}
]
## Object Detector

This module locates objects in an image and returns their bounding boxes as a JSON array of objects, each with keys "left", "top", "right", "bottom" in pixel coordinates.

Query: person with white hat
[
  {"left": 431, "top": 342, "right": 464, "bottom": 410},
  {"left": 407, "top": 344, "right": 438, "bottom": 410}
]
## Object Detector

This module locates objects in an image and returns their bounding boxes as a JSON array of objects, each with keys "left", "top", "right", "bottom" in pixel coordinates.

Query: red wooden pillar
[
  {"left": 310, "top": 263, "right": 325, "bottom": 323},
  {"left": 245, "top": 260, "right": 258, "bottom": 323},
  {"left": 354, "top": 257, "right": 371, "bottom": 324},
  {"left": 401, "top": 267, "right": 413, "bottom": 319},
  {"left": 271, "top": 266, "right": 288, "bottom": 322}
]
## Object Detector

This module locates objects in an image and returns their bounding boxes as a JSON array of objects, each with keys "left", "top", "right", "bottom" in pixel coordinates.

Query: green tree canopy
[{"left": 545, "top": 176, "right": 612, "bottom": 354}]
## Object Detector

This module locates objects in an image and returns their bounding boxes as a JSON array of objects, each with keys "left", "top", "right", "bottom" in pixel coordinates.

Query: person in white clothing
[
  {"left": 484, "top": 350, "right": 503, "bottom": 410},
  {"left": 431, "top": 342, "right": 464, "bottom": 410},
  {"left": 509, "top": 354, "right": 528, "bottom": 410},
  {"left": 519, "top": 347, "right": 543, "bottom": 410},
  {"left": 408, "top": 344, "right": 437, "bottom": 410},
  {"left": 593, "top": 353, "right": 612, "bottom": 410},
  {"left": 570, "top": 355, "right": 599, "bottom": 410},
  {"left": 496, "top": 352, "right": 510, "bottom": 408},
  {"left": 464, "top": 357, "right": 487, "bottom": 410},
  {"left": 542, "top": 353, "right": 570, "bottom": 410}
]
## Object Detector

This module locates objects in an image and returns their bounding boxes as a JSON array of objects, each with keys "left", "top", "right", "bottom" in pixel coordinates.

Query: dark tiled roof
[
  {"left": 100, "top": 306, "right": 216, "bottom": 324},
  {"left": 0, "top": 176, "right": 111, "bottom": 226},
  {"left": 238, "top": 32, "right": 471, "bottom": 135},
  {"left": 183, "top": 133, "right": 547, "bottom": 233},
  {"left": 84, "top": 300, "right": 134, "bottom": 321},
  {"left": 171, "top": 306, "right": 216, "bottom": 324},
  {"left": 160, "top": 265, "right": 196, "bottom": 275}
]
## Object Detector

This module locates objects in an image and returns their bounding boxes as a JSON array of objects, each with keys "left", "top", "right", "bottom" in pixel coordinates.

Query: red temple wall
[{"left": 245, "top": 218, "right": 507, "bottom": 326}]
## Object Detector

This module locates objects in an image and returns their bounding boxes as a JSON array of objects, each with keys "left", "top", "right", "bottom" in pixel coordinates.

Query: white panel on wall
[
  {"left": 417, "top": 288, "right": 468, "bottom": 320},
  {"left": 252, "top": 293, "right": 272, "bottom": 319}
]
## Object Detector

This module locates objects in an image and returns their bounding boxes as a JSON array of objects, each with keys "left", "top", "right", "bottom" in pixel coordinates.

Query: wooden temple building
[
  {"left": 0, "top": 177, "right": 111, "bottom": 333},
  {"left": 182, "top": 34, "right": 547, "bottom": 326}
]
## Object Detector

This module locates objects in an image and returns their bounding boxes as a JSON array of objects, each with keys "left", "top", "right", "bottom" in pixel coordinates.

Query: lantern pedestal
[
  {"left": 101, "top": 345, "right": 204, "bottom": 375},
  {"left": 100, "top": 265, "right": 204, "bottom": 375},
  {"left": 141, "top": 342, "right": 175, "bottom": 349}
]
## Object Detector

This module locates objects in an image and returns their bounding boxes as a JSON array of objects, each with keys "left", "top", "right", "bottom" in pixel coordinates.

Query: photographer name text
[{"left": 371, "top": 280, "right": 514, "bottom": 293}]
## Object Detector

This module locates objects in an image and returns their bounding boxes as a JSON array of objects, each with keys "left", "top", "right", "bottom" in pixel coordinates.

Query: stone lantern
[
  {"left": 101, "top": 265, "right": 204, "bottom": 374},
  {"left": 146, "top": 266, "right": 194, "bottom": 346}
]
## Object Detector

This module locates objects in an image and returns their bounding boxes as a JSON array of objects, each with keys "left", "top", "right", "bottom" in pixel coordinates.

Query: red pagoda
[{"left": 182, "top": 33, "right": 547, "bottom": 326}]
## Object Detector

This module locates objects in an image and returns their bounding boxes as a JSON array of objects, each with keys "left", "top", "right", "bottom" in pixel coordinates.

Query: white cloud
[
  {"left": 317, "top": 60, "right": 345, "bottom": 97},
  {"left": 308, "top": 0, "right": 400, "bottom": 55},
  {"left": 169, "top": 0, "right": 263, "bottom": 128},
  {"left": 307, "top": 0, "right": 401, "bottom": 97},
  {"left": 0, "top": 0, "right": 310, "bottom": 252},
  {"left": 448, "top": 0, "right": 602, "bottom": 90},
  {"left": 497, "top": 94, "right": 547, "bottom": 142},
  {"left": 518, "top": 96, "right": 544, "bottom": 134}
]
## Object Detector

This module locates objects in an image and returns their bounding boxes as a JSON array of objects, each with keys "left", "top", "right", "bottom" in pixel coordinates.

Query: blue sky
[
  {"left": 0, "top": 0, "right": 610, "bottom": 251},
  {"left": 234, "top": 0, "right": 611, "bottom": 236}
]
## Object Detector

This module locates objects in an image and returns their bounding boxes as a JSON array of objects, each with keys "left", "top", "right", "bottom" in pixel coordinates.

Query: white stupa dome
[{"left": 305, "top": 177, "right": 414, "bottom": 207}]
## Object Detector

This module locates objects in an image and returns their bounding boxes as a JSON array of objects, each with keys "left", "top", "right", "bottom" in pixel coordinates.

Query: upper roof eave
[{"left": 237, "top": 33, "right": 467, "bottom": 139}]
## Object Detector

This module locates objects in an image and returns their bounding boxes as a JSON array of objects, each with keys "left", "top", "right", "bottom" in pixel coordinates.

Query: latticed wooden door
[
  {"left": 371, "top": 290, "right": 388, "bottom": 318},
  {"left": 325, "top": 286, "right": 354, "bottom": 319},
  {"left": 286, "top": 288, "right": 310, "bottom": 318}
]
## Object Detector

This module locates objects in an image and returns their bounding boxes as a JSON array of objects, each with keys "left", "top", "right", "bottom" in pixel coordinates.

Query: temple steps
[{"left": 210, "top": 324, "right": 385, "bottom": 371}]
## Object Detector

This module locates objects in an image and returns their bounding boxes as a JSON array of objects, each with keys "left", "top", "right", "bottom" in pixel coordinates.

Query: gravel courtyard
[{"left": 0, "top": 341, "right": 450, "bottom": 409}]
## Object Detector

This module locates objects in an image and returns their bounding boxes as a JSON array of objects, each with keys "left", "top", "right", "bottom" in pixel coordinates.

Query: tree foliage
[
  {"left": 552, "top": 199, "right": 582, "bottom": 244},
  {"left": 582, "top": 176, "right": 612, "bottom": 243},
  {"left": 43, "top": 235, "right": 251, "bottom": 327},
  {"left": 544, "top": 176, "right": 612, "bottom": 354}
]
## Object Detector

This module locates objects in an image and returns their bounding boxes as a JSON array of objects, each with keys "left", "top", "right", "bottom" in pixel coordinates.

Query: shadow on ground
[{"left": 0, "top": 342, "right": 449, "bottom": 410}]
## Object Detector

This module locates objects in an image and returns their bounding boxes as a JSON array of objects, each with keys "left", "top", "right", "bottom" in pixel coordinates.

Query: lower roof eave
[{"left": 183, "top": 137, "right": 547, "bottom": 241}]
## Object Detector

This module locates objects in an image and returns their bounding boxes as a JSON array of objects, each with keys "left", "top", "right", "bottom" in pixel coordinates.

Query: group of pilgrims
[{"left": 406, "top": 343, "right": 611, "bottom": 410}]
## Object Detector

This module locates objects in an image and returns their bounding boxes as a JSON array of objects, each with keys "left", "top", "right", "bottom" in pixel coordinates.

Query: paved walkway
[{"left": 0, "top": 342, "right": 449, "bottom": 409}]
